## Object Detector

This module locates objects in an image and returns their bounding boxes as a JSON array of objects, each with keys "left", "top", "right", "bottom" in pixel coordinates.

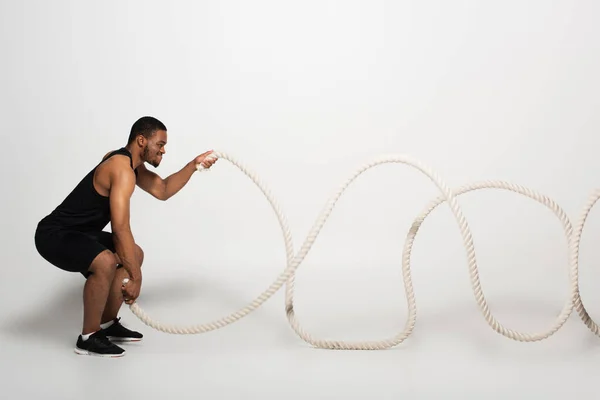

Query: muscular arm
[
  {"left": 109, "top": 163, "right": 141, "bottom": 281},
  {"left": 136, "top": 161, "right": 197, "bottom": 201}
]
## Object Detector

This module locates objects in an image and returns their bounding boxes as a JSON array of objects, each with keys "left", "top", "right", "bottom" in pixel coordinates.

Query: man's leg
[
  {"left": 75, "top": 248, "right": 126, "bottom": 357},
  {"left": 101, "top": 244, "right": 144, "bottom": 324},
  {"left": 83, "top": 249, "right": 118, "bottom": 334},
  {"left": 99, "top": 244, "right": 145, "bottom": 342},
  {"left": 34, "top": 227, "right": 125, "bottom": 356}
]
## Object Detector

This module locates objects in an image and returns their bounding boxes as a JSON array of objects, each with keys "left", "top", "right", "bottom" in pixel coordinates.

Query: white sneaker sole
[
  {"left": 107, "top": 336, "right": 142, "bottom": 342},
  {"left": 74, "top": 347, "right": 126, "bottom": 357}
]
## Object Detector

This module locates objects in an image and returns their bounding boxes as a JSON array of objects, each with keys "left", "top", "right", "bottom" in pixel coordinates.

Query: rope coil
[{"left": 124, "top": 151, "right": 597, "bottom": 349}]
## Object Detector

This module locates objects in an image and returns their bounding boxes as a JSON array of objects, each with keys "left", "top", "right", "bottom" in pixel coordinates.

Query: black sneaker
[
  {"left": 101, "top": 317, "right": 143, "bottom": 342},
  {"left": 74, "top": 331, "right": 126, "bottom": 357}
]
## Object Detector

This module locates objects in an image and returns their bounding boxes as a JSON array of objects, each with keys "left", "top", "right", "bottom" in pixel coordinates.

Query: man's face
[{"left": 143, "top": 130, "right": 167, "bottom": 167}]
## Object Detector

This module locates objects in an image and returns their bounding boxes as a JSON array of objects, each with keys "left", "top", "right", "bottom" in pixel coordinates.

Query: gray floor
[{"left": 3, "top": 263, "right": 600, "bottom": 399}]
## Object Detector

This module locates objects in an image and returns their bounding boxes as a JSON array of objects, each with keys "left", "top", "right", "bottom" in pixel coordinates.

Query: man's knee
[
  {"left": 136, "top": 244, "right": 144, "bottom": 265},
  {"left": 89, "top": 250, "right": 118, "bottom": 277},
  {"left": 112, "top": 245, "right": 143, "bottom": 267}
]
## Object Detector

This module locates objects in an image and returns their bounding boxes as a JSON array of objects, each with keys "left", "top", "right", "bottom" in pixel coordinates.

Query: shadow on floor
[
  {"left": 0, "top": 281, "right": 83, "bottom": 345},
  {"left": 0, "top": 272, "right": 285, "bottom": 345}
]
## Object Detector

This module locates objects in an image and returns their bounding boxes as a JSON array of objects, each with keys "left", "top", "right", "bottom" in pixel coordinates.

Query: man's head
[{"left": 127, "top": 116, "right": 167, "bottom": 167}]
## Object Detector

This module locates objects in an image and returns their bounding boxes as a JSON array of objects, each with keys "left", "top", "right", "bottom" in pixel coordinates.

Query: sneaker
[
  {"left": 74, "top": 331, "right": 126, "bottom": 357},
  {"left": 101, "top": 317, "right": 143, "bottom": 342}
]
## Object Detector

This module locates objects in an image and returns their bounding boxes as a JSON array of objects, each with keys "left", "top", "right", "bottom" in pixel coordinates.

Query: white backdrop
[{"left": 2, "top": 0, "right": 600, "bottom": 398}]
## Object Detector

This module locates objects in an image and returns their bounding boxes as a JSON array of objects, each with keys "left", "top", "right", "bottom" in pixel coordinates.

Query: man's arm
[
  {"left": 136, "top": 161, "right": 196, "bottom": 201},
  {"left": 136, "top": 150, "right": 217, "bottom": 201},
  {"left": 109, "top": 163, "right": 141, "bottom": 282}
]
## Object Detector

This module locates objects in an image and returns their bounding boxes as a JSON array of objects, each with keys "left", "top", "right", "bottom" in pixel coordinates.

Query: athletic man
[{"left": 34, "top": 116, "right": 217, "bottom": 357}]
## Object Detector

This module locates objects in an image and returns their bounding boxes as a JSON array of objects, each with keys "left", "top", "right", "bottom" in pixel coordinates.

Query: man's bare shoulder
[
  {"left": 93, "top": 150, "right": 135, "bottom": 196},
  {"left": 99, "top": 152, "right": 135, "bottom": 181}
]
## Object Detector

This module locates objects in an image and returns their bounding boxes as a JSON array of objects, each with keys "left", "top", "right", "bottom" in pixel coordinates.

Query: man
[{"left": 34, "top": 116, "right": 217, "bottom": 357}]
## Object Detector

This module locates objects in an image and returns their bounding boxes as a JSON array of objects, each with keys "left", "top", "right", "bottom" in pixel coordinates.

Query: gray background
[{"left": 2, "top": 0, "right": 600, "bottom": 398}]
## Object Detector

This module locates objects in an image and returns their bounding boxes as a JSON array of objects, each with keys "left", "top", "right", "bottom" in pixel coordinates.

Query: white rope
[{"left": 122, "top": 151, "right": 597, "bottom": 349}]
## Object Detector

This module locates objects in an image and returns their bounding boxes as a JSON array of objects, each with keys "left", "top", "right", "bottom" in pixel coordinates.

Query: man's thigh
[
  {"left": 86, "top": 230, "right": 116, "bottom": 253},
  {"left": 91, "top": 231, "right": 143, "bottom": 266},
  {"left": 35, "top": 228, "right": 113, "bottom": 275},
  {"left": 80, "top": 231, "right": 123, "bottom": 278}
]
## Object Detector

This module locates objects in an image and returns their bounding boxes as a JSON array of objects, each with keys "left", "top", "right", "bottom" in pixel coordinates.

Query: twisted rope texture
[{"left": 127, "top": 151, "right": 598, "bottom": 349}]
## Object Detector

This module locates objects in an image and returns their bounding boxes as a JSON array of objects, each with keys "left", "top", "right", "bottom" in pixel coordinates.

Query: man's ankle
[
  {"left": 82, "top": 324, "right": 101, "bottom": 335},
  {"left": 81, "top": 330, "right": 99, "bottom": 340},
  {"left": 100, "top": 319, "right": 116, "bottom": 329}
]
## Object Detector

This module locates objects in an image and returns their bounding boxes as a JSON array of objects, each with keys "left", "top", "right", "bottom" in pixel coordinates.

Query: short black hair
[{"left": 127, "top": 116, "right": 167, "bottom": 144}]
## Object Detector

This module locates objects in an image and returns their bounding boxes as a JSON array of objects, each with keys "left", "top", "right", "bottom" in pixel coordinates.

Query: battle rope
[{"left": 121, "top": 151, "right": 598, "bottom": 349}]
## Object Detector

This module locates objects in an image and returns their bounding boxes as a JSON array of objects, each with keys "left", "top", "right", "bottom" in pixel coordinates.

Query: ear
[{"left": 136, "top": 135, "right": 145, "bottom": 147}]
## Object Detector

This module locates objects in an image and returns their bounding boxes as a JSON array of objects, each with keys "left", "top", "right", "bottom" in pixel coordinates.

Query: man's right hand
[
  {"left": 122, "top": 278, "right": 141, "bottom": 304},
  {"left": 193, "top": 150, "right": 218, "bottom": 170}
]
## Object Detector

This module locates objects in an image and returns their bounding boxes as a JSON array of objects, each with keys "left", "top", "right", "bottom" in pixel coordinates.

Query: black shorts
[{"left": 34, "top": 226, "right": 122, "bottom": 278}]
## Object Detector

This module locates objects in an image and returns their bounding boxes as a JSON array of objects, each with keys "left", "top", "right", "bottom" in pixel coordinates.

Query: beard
[{"left": 143, "top": 145, "right": 160, "bottom": 167}]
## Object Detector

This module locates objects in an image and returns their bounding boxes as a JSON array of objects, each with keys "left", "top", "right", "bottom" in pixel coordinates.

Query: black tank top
[{"left": 39, "top": 147, "right": 138, "bottom": 232}]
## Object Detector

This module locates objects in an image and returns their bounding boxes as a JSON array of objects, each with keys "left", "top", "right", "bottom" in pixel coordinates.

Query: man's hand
[
  {"left": 122, "top": 278, "right": 141, "bottom": 304},
  {"left": 194, "top": 150, "right": 218, "bottom": 170}
]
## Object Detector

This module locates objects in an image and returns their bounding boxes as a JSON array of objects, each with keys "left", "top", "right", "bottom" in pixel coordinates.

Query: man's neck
[{"left": 124, "top": 144, "right": 144, "bottom": 169}]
